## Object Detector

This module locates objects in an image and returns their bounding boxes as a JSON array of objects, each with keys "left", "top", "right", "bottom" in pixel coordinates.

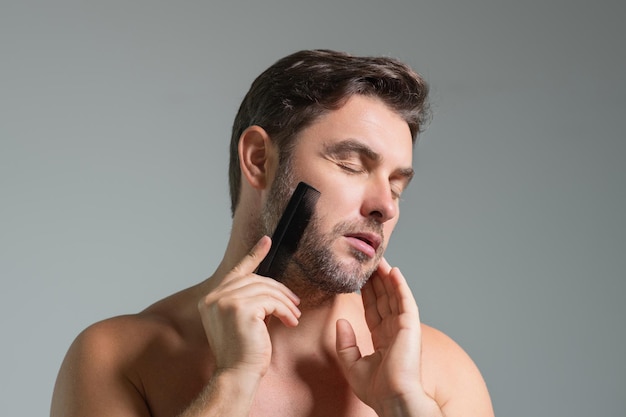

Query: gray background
[{"left": 1, "top": 1, "right": 624, "bottom": 416}]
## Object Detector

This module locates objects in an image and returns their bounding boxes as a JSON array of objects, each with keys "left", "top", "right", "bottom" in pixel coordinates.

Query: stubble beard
[
  {"left": 289, "top": 217, "right": 384, "bottom": 299},
  {"left": 253, "top": 160, "right": 384, "bottom": 305}
]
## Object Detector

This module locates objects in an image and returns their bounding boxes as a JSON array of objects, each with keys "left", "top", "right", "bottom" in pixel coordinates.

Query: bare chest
[
  {"left": 141, "top": 351, "right": 376, "bottom": 417},
  {"left": 247, "top": 354, "right": 378, "bottom": 417},
  {"left": 251, "top": 371, "right": 377, "bottom": 417}
]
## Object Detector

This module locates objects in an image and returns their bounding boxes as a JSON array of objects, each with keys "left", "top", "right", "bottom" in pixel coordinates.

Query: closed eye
[
  {"left": 337, "top": 161, "right": 365, "bottom": 174},
  {"left": 391, "top": 189, "right": 402, "bottom": 200}
]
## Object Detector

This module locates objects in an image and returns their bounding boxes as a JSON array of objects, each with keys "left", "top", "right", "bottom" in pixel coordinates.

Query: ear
[{"left": 238, "top": 125, "right": 276, "bottom": 190}]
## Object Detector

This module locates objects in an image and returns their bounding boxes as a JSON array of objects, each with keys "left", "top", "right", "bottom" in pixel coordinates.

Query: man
[{"left": 51, "top": 49, "right": 494, "bottom": 417}]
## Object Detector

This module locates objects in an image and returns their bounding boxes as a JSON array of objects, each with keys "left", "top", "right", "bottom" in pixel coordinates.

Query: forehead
[{"left": 294, "top": 95, "right": 414, "bottom": 164}]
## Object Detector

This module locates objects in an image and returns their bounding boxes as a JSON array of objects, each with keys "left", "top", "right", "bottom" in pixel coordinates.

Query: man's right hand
[{"left": 197, "top": 235, "right": 302, "bottom": 379}]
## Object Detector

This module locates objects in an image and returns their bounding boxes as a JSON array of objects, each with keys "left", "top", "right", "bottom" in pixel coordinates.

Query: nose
[{"left": 360, "top": 177, "right": 398, "bottom": 223}]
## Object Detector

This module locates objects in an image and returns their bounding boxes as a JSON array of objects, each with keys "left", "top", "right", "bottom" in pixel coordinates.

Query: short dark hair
[{"left": 228, "top": 49, "right": 430, "bottom": 215}]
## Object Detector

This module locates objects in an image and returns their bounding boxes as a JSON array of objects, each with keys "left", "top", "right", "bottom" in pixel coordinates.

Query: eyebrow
[
  {"left": 323, "top": 139, "right": 415, "bottom": 183},
  {"left": 323, "top": 139, "right": 380, "bottom": 161}
]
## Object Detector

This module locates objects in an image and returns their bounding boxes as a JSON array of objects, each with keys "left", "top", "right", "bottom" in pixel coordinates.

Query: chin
[{"left": 290, "top": 232, "right": 381, "bottom": 295}]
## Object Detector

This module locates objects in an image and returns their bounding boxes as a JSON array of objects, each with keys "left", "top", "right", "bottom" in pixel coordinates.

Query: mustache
[{"left": 331, "top": 219, "right": 384, "bottom": 245}]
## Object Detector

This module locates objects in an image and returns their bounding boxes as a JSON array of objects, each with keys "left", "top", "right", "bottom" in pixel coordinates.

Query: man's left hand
[{"left": 335, "top": 258, "right": 443, "bottom": 417}]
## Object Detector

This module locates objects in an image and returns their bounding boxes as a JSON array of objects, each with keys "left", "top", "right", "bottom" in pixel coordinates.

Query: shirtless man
[{"left": 51, "top": 49, "right": 494, "bottom": 417}]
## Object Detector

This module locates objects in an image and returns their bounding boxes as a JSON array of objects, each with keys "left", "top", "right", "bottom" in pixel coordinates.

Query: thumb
[{"left": 335, "top": 319, "right": 362, "bottom": 370}]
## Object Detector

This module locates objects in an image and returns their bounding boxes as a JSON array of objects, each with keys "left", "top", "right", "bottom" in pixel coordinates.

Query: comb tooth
[{"left": 256, "top": 182, "right": 320, "bottom": 279}]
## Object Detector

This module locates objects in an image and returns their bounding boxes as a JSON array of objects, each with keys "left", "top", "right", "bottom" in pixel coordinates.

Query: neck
[
  {"left": 201, "top": 212, "right": 261, "bottom": 290},
  {"left": 267, "top": 292, "right": 362, "bottom": 357}
]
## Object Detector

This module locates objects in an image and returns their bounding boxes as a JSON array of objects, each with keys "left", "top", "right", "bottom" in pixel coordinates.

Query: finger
[
  {"left": 204, "top": 280, "right": 301, "bottom": 321},
  {"left": 257, "top": 296, "right": 301, "bottom": 327},
  {"left": 205, "top": 287, "right": 301, "bottom": 328},
  {"left": 222, "top": 236, "right": 300, "bottom": 305},
  {"left": 361, "top": 278, "right": 382, "bottom": 328},
  {"left": 224, "top": 281, "right": 302, "bottom": 319},
  {"left": 380, "top": 265, "right": 400, "bottom": 316},
  {"left": 335, "top": 319, "right": 362, "bottom": 370},
  {"left": 217, "top": 274, "right": 301, "bottom": 306},
  {"left": 388, "top": 267, "right": 418, "bottom": 316},
  {"left": 377, "top": 256, "right": 392, "bottom": 275},
  {"left": 371, "top": 271, "right": 392, "bottom": 317},
  {"left": 229, "top": 236, "right": 272, "bottom": 278}
]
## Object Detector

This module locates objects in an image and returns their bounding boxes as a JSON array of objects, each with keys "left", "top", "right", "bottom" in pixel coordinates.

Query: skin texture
[{"left": 51, "top": 95, "right": 494, "bottom": 417}]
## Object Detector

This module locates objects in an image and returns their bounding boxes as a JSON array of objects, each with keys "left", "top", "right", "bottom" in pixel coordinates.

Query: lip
[{"left": 345, "top": 232, "right": 382, "bottom": 257}]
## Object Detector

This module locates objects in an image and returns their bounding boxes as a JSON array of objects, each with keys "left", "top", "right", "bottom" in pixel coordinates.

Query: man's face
[{"left": 260, "top": 95, "right": 414, "bottom": 295}]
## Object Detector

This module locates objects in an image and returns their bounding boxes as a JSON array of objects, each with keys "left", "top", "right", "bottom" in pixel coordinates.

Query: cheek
[
  {"left": 317, "top": 188, "right": 357, "bottom": 217},
  {"left": 314, "top": 198, "right": 343, "bottom": 227},
  {"left": 309, "top": 195, "right": 353, "bottom": 236}
]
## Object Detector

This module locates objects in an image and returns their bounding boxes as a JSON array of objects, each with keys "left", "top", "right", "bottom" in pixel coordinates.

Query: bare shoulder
[
  {"left": 51, "top": 290, "right": 203, "bottom": 417},
  {"left": 51, "top": 312, "right": 174, "bottom": 417},
  {"left": 65, "top": 311, "right": 180, "bottom": 368},
  {"left": 420, "top": 324, "right": 495, "bottom": 417}
]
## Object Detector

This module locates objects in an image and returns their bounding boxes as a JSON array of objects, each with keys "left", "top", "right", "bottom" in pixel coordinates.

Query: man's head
[{"left": 228, "top": 49, "right": 430, "bottom": 216}]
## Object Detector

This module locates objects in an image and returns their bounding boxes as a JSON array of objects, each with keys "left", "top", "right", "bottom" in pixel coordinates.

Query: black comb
[{"left": 257, "top": 182, "right": 321, "bottom": 279}]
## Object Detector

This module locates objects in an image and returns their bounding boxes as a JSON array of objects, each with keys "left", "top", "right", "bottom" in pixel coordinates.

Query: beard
[
  {"left": 254, "top": 159, "right": 385, "bottom": 301},
  {"left": 289, "top": 216, "right": 384, "bottom": 295}
]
